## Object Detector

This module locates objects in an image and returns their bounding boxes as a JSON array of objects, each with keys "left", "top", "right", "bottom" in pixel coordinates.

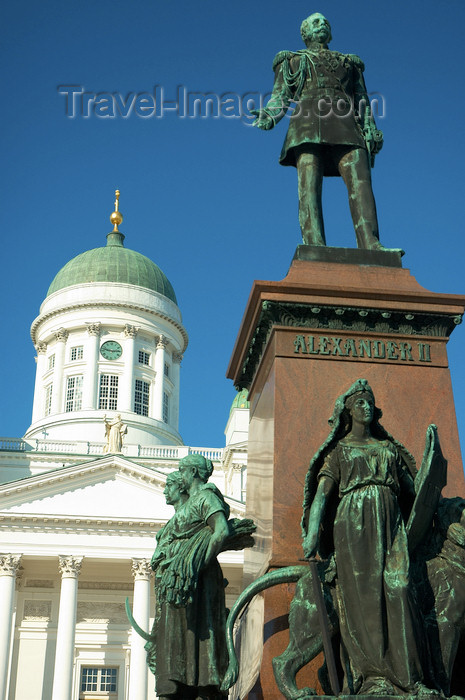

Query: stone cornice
[
  {"left": 0, "top": 506, "right": 245, "bottom": 534},
  {"left": 30, "top": 300, "right": 188, "bottom": 353},
  {"left": 0, "top": 512, "right": 165, "bottom": 536}
]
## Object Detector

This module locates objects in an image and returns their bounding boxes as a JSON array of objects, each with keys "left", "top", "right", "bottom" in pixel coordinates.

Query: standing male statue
[{"left": 252, "top": 13, "right": 396, "bottom": 252}]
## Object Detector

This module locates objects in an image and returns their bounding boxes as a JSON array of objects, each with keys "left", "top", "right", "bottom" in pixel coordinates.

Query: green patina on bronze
[
  {"left": 222, "top": 380, "right": 465, "bottom": 699},
  {"left": 252, "top": 12, "right": 400, "bottom": 252},
  {"left": 47, "top": 229, "right": 178, "bottom": 303},
  {"left": 127, "top": 457, "right": 255, "bottom": 700}
]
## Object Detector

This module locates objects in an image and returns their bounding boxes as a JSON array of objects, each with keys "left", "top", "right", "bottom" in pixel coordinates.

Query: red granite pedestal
[{"left": 226, "top": 248, "right": 465, "bottom": 700}]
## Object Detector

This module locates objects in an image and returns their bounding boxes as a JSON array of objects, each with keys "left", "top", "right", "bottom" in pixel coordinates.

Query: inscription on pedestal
[
  {"left": 294, "top": 334, "right": 432, "bottom": 364},
  {"left": 234, "top": 300, "right": 458, "bottom": 390}
]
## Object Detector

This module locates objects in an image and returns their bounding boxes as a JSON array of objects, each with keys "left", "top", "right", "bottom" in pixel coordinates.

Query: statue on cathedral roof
[{"left": 103, "top": 414, "right": 127, "bottom": 453}]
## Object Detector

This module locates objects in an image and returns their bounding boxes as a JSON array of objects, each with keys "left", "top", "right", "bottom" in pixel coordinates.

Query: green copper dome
[
  {"left": 230, "top": 389, "right": 249, "bottom": 413},
  {"left": 46, "top": 231, "right": 177, "bottom": 304}
]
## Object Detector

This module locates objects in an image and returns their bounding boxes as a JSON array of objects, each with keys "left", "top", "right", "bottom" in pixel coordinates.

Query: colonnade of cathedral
[
  {"left": 0, "top": 553, "right": 153, "bottom": 700},
  {"left": 32, "top": 324, "right": 180, "bottom": 427}
]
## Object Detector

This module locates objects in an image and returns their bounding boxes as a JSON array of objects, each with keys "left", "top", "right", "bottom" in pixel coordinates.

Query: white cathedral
[{"left": 0, "top": 193, "right": 249, "bottom": 700}]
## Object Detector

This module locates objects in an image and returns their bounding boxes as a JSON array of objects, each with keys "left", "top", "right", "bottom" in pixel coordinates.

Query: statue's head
[
  {"left": 300, "top": 13, "right": 332, "bottom": 46},
  {"left": 178, "top": 454, "right": 214, "bottom": 488},
  {"left": 329, "top": 379, "right": 382, "bottom": 436},
  {"left": 344, "top": 380, "right": 375, "bottom": 410},
  {"left": 164, "top": 471, "right": 186, "bottom": 505}
]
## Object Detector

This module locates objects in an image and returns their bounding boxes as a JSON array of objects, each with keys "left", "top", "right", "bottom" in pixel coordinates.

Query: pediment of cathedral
[
  {"left": 0, "top": 456, "right": 176, "bottom": 523},
  {"left": 0, "top": 456, "right": 245, "bottom": 530}
]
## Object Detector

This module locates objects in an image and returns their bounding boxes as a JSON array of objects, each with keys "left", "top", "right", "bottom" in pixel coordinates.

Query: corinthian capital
[
  {"left": 156, "top": 335, "right": 168, "bottom": 349},
  {"left": 54, "top": 328, "right": 69, "bottom": 343},
  {"left": 58, "top": 555, "right": 83, "bottom": 578},
  {"left": 124, "top": 324, "right": 139, "bottom": 338},
  {"left": 172, "top": 351, "right": 183, "bottom": 365},
  {"left": 0, "top": 554, "right": 22, "bottom": 576},
  {"left": 35, "top": 343, "right": 47, "bottom": 355},
  {"left": 131, "top": 558, "right": 152, "bottom": 581},
  {"left": 86, "top": 322, "right": 101, "bottom": 337}
]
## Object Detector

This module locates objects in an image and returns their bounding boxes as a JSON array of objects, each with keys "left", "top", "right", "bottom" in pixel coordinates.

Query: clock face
[{"left": 100, "top": 340, "right": 123, "bottom": 360}]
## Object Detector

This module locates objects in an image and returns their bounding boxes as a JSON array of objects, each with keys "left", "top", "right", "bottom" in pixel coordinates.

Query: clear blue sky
[{"left": 1, "top": 0, "right": 465, "bottom": 455}]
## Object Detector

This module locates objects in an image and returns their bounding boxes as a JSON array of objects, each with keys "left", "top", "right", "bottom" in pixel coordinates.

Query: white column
[
  {"left": 128, "top": 559, "right": 152, "bottom": 700},
  {"left": 0, "top": 554, "right": 21, "bottom": 700},
  {"left": 50, "top": 328, "right": 68, "bottom": 415},
  {"left": 120, "top": 325, "right": 138, "bottom": 412},
  {"left": 51, "top": 555, "right": 83, "bottom": 700},
  {"left": 82, "top": 323, "right": 100, "bottom": 409},
  {"left": 172, "top": 352, "right": 182, "bottom": 431},
  {"left": 153, "top": 336, "right": 167, "bottom": 421},
  {"left": 31, "top": 343, "right": 47, "bottom": 422}
]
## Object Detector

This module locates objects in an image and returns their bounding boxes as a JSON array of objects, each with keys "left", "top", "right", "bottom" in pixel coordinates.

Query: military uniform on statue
[{"left": 251, "top": 12, "right": 390, "bottom": 252}]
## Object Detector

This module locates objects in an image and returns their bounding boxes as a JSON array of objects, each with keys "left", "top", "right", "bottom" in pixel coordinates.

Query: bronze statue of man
[{"left": 252, "top": 13, "right": 393, "bottom": 251}]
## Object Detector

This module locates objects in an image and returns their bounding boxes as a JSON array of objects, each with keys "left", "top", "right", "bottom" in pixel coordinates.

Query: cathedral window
[
  {"left": 134, "top": 379, "right": 150, "bottom": 416},
  {"left": 99, "top": 374, "right": 119, "bottom": 410},
  {"left": 80, "top": 666, "right": 117, "bottom": 696},
  {"left": 70, "top": 345, "right": 84, "bottom": 361},
  {"left": 44, "top": 384, "right": 53, "bottom": 415},
  {"left": 163, "top": 391, "right": 169, "bottom": 423},
  {"left": 65, "top": 375, "right": 83, "bottom": 411},
  {"left": 138, "top": 350, "right": 150, "bottom": 366},
  {"left": 48, "top": 354, "right": 55, "bottom": 370}
]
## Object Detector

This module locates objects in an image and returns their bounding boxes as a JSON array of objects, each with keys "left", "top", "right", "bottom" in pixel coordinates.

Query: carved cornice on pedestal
[
  {"left": 85, "top": 322, "right": 101, "bottom": 337},
  {"left": 131, "top": 558, "right": 152, "bottom": 581},
  {"left": 0, "top": 554, "right": 22, "bottom": 576},
  {"left": 236, "top": 300, "right": 464, "bottom": 390},
  {"left": 58, "top": 555, "right": 83, "bottom": 578}
]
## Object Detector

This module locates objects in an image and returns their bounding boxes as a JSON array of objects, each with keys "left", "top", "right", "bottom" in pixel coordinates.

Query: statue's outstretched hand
[{"left": 250, "top": 109, "right": 274, "bottom": 130}]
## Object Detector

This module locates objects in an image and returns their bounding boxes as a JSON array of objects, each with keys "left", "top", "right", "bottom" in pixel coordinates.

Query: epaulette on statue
[
  {"left": 347, "top": 53, "right": 365, "bottom": 72},
  {"left": 272, "top": 50, "right": 295, "bottom": 71}
]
